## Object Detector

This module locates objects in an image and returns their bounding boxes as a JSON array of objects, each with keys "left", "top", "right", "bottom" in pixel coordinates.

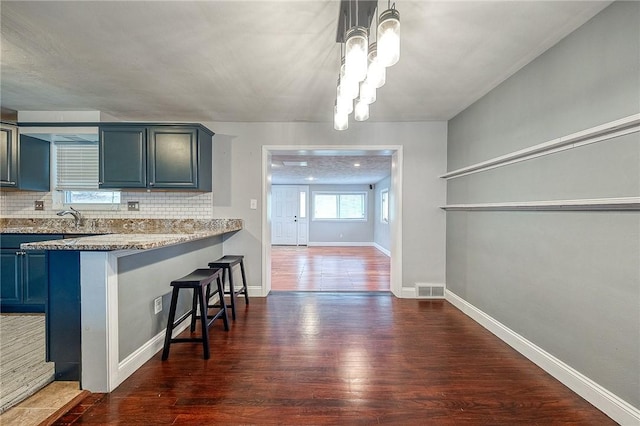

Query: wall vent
[{"left": 415, "top": 283, "right": 446, "bottom": 299}]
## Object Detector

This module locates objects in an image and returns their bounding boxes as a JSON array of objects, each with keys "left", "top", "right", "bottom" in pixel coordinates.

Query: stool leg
[
  {"left": 190, "top": 288, "right": 198, "bottom": 332},
  {"left": 227, "top": 266, "right": 237, "bottom": 320},
  {"left": 217, "top": 275, "right": 230, "bottom": 331},
  {"left": 162, "top": 287, "right": 180, "bottom": 361},
  {"left": 197, "top": 285, "right": 210, "bottom": 360},
  {"left": 239, "top": 259, "right": 249, "bottom": 304}
]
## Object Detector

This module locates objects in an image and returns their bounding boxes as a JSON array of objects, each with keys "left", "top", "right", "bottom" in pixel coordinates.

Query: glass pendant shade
[
  {"left": 360, "top": 80, "right": 376, "bottom": 105},
  {"left": 340, "top": 57, "right": 360, "bottom": 100},
  {"left": 354, "top": 98, "right": 369, "bottom": 121},
  {"left": 377, "top": 8, "right": 400, "bottom": 67},
  {"left": 367, "top": 42, "right": 386, "bottom": 89},
  {"left": 345, "top": 26, "right": 369, "bottom": 82},
  {"left": 336, "top": 93, "right": 353, "bottom": 115},
  {"left": 334, "top": 103, "right": 349, "bottom": 130}
]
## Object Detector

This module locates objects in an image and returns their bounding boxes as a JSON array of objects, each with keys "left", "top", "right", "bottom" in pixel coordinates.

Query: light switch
[{"left": 250, "top": 199, "right": 257, "bottom": 210}]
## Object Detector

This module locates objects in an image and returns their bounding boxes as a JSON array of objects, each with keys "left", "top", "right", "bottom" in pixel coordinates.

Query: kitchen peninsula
[{"left": 2, "top": 218, "right": 242, "bottom": 392}]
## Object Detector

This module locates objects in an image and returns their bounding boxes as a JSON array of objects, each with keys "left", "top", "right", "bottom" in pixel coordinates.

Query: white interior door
[{"left": 272, "top": 185, "right": 299, "bottom": 245}]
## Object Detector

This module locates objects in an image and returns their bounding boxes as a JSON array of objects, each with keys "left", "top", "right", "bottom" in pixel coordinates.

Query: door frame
[{"left": 261, "top": 145, "right": 403, "bottom": 297}]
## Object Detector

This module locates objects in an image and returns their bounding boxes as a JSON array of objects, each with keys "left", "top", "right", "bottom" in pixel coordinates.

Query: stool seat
[
  {"left": 162, "top": 268, "right": 229, "bottom": 360},
  {"left": 208, "top": 255, "right": 249, "bottom": 320}
]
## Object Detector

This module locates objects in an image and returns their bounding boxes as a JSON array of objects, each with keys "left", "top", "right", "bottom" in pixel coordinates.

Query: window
[
  {"left": 299, "top": 191, "right": 306, "bottom": 218},
  {"left": 381, "top": 189, "right": 389, "bottom": 223},
  {"left": 313, "top": 192, "right": 367, "bottom": 220},
  {"left": 55, "top": 141, "right": 120, "bottom": 206}
]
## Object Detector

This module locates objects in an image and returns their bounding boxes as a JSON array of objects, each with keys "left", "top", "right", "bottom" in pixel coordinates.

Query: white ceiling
[{"left": 0, "top": 0, "right": 611, "bottom": 184}]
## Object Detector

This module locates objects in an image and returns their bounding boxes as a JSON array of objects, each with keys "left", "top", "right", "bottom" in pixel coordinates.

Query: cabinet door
[
  {"left": 23, "top": 251, "right": 48, "bottom": 309},
  {"left": 148, "top": 127, "right": 198, "bottom": 189},
  {"left": 19, "top": 135, "right": 50, "bottom": 191},
  {"left": 0, "top": 125, "right": 18, "bottom": 187},
  {"left": 99, "top": 126, "right": 147, "bottom": 188},
  {"left": 0, "top": 249, "right": 21, "bottom": 305}
]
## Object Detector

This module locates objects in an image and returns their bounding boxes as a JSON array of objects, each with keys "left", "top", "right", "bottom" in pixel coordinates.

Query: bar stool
[
  {"left": 162, "top": 268, "right": 229, "bottom": 360},
  {"left": 208, "top": 255, "right": 249, "bottom": 320}
]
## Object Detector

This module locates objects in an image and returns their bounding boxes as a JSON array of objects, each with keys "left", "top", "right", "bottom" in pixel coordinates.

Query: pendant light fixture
[
  {"left": 354, "top": 98, "right": 369, "bottom": 121},
  {"left": 366, "top": 42, "right": 386, "bottom": 89},
  {"left": 344, "top": 0, "right": 368, "bottom": 82},
  {"left": 345, "top": 26, "right": 368, "bottom": 82},
  {"left": 339, "top": 56, "right": 359, "bottom": 100},
  {"left": 377, "top": 3, "right": 400, "bottom": 67},
  {"left": 334, "top": 101, "right": 349, "bottom": 130},
  {"left": 359, "top": 79, "right": 376, "bottom": 104},
  {"left": 333, "top": 0, "right": 399, "bottom": 130}
]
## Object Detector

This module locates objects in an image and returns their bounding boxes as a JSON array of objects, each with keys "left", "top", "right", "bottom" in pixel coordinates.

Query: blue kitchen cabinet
[
  {"left": 0, "top": 124, "right": 50, "bottom": 191},
  {"left": 99, "top": 124, "right": 212, "bottom": 191}
]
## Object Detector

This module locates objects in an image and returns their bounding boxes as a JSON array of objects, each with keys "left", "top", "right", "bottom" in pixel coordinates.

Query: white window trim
[
  {"left": 312, "top": 191, "right": 368, "bottom": 221},
  {"left": 381, "top": 188, "right": 389, "bottom": 224},
  {"left": 51, "top": 190, "right": 124, "bottom": 211}
]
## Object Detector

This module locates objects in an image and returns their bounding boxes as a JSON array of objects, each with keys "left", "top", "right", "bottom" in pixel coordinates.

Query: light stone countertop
[
  {"left": 0, "top": 218, "right": 243, "bottom": 251},
  {"left": 21, "top": 232, "right": 233, "bottom": 251}
]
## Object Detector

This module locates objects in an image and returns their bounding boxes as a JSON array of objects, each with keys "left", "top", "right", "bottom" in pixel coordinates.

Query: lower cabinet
[{"left": 0, "top": 234, "right": 62, "bottom": 313}]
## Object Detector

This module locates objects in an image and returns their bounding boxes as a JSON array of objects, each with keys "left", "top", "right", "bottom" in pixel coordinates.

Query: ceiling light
[
  {"left": 377, "top": 6, "right": 400, "bottom": 67},
  {"left": 282, "top": 161, "right": 308, "bottom": 167},
  {"left": 359, "top": 80, "right": 376, "bottom": 104},
  {"left": 354, "top": 98, "right": 369, "bottom": 121},
  {"left": 367, "top": 42, "right": 386, "bottom": 88},
  {"left": 345, "top": 26, "right": 368, "bottom": 82},
  {"left": 354, "top": 163, "right": 361, "bottom": 167},
  {"left": 333, "top": 0, "right": 399, "bottom": 130},
  {"left": 305, "top": 176, "right": 315, "bottom": 181},
  {"left": 334, "top": 103, "right": 349, "bottom": 131}
]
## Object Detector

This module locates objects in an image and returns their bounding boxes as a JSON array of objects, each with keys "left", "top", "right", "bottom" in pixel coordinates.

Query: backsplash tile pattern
[{"left": 0, "top": 191, "right": 213, "bottom": 219}]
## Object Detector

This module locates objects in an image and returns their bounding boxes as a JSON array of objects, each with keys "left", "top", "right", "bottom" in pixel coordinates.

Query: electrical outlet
[
  {"left": 154, "top": 297, "right": 162, "bottom": 314},
  {"left": 127, "top": 201, "right": 140, "bottom": 211},
  {"left": 250, "top": 199, "right": 257, "bottom": 209},
  {"left": 34, "top": 201, "right": 44, "bottom": 211}
]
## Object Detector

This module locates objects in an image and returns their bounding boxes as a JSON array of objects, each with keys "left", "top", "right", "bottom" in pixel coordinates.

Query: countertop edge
[{"left": 19, "top": 227, "right": 242, "bottom": 251}]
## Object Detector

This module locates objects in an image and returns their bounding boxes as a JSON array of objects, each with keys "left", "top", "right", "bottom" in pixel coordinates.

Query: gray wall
[
  {"left": 446, "top": 1, "right": 639, "bottom": 408},
  {"left": 374, "top": 175, "right": 391, "bottom": 252},
  {"left": 308, "top": 184, "right": 374, "bottom": 243},
  {"left": 209, "top": 121, "right": 448, "bottom": 291},
  {"left": 117, "top": 236, "right": 223, "bottom": 361}
]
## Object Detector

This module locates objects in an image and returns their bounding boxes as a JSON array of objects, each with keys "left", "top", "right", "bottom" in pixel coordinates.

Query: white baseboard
[
  {"left": 446, "top": 289, "right": 640, "bottom": 425},
  {"left": 400, "top": 286, "right": 416, "bottom": 298},
  {"left": 307, "top": 242, "right": 374, "bottom": 247},
  {"left": 373, "top": 243, "right": 391, "bottom": 257},
  {"left": 116, "top": 320, "right": 190, "bottom": 389}
]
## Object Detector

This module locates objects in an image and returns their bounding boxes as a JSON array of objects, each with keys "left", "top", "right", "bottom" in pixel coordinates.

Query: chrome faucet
[{"left": 56, "top": 206, "right": 84, "bottom": 227}]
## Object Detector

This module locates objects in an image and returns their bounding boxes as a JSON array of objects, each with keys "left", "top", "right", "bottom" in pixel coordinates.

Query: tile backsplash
[{"left": 0, "top": 190, "right": 213, "bottom": 219}]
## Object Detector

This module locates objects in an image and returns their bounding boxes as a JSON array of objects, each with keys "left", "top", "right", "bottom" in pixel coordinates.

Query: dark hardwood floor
[{"left": 55, "top": 293, "right": 614, "bottom": 425}]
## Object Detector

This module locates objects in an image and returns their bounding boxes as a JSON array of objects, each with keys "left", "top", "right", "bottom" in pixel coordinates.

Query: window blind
[{"left": 55, "top": 141, "right": 99, "bottom": 190}]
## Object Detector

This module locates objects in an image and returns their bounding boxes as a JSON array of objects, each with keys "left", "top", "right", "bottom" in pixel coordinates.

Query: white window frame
[
  {"left": 312, "top": 191, "right": 368, "bottom": 221},
  {"left": 381, "top": 188, "right": 389, "bottom": 223},
  {"left": 52, "top": 141, "right": 122, "bottom": 210}
]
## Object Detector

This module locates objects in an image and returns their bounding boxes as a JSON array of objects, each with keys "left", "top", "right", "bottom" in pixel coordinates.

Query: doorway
[{"left": 261, "top": 145, "right": 403, "bottom": 297}]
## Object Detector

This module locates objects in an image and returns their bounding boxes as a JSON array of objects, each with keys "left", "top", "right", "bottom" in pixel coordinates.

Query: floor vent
[{"left": 415, "top": 283, "right": 446, "bottom": 299}]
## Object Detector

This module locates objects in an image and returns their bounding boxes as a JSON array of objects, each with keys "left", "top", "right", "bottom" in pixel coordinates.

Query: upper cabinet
[
  {"left": 99, "top": 124, "right": 213, "bottom": 192},
  {"left": 0, "top": 123, "right": 51, "bottom": 191}
]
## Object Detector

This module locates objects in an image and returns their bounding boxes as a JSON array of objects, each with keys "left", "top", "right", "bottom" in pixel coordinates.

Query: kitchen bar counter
[
  {"left": 1, "top": 217, "right": 244, "bottom": 392},
  {"left": 1, "top": 218, "right": 242, "bottom": 236},
  {"left": 0, "top": 218, "right": 243, "bottom": 251}
]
